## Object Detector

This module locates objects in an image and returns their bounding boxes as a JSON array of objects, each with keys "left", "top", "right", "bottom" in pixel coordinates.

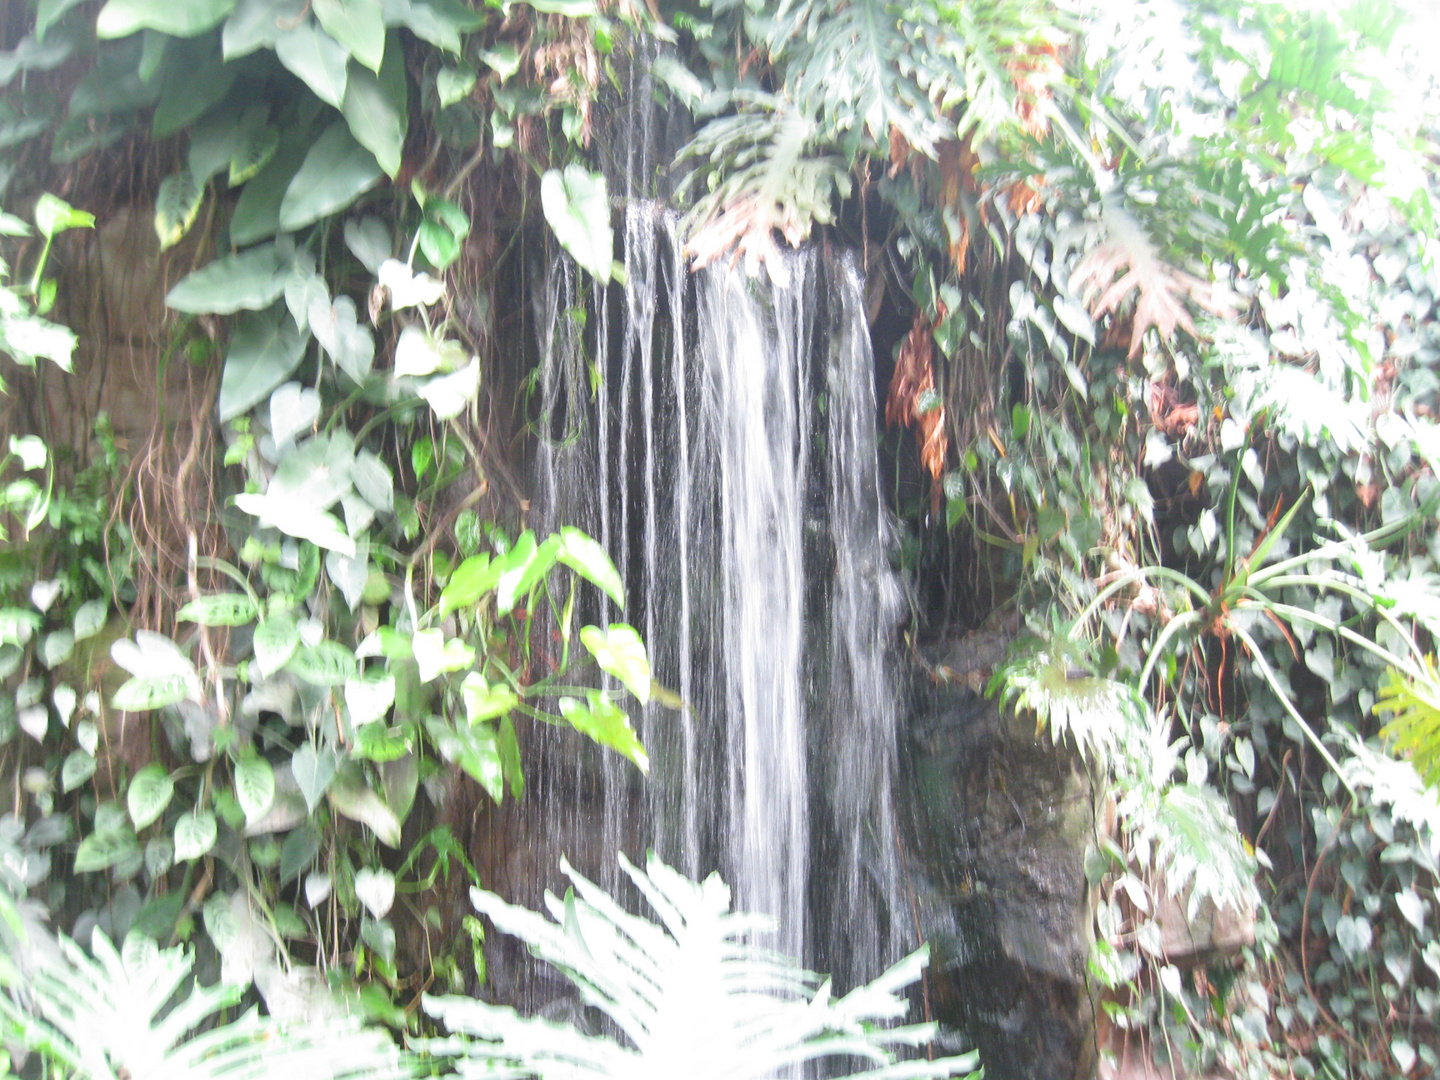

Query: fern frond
[
  {"left": 1375, "top": 656, "right": 1440, "bottom": 788},
  {"left": 424, "top": 854, "right": 980, "bottom": 1080}
]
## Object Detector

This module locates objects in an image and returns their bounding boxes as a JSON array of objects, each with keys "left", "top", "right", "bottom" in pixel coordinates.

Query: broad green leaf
[
  {"left": 327, "top": 769, "right": 401, "bottom": 846},
  {"left": 38, "top": 629, "right": 74, "bottom": 669},
  {"left": 308, "top": 294, "right": 375, "bottom": 382},
  {"left": 305, "top": 871, "right": 332, "bottom": 906},
  {"left": 74, "top": 828, "right": 139, "bottom": 873},
  {"left": 154, "top": 168, "right": 203, "bottom": 250},
  {"left": 345, "top": 671, "right": 395, "bottom": 726},
  {"left": 287, "top": 640, "right": 358, "bottom": 685},
  {"left": 230, "top": 136, "right": 308, "bottom": 245},
  {"left": 436, "top": 64, "right": 475, "bottom": 109},
  {"left": 426, "top": 716, "right": 503, "bottom": 803},
  {"left": 112, "top": 673, "right": 194, "bottom": 710},
  {"left": 275, "top": 20, "right": 350, "bottom": 108},
  {"left": 478, "top": 44, "right": 520, "bottom": 81},
  {"left": 580, "top": 623, "right": 651, "bottom": 704},
  {"left": 394, "top": 324, "right": 467, "bottom": 377},
  {"left": 37, "top": 0, "right": 91, "bottom": 40},
  {"left": 439, "top": 553, "right": 499, "bottom": 615},
  {"left": 418, "top": 358, "right": 481, "bottom": 420},
  {"left": 540, "top": 165, "right": 613, "bottom": 282},
  {"left": 61, "top": 750, "right": 96, "bottom": 793},
  {"left": 279, "top": 824, "right": 319, "bottom": 882},
  {"left": 253, "top": 615, "right": 300, "bottom": 677},
  {"left": 344, "top": 216, "right": 391, "bottom": 272},
  {"left": 153, "top": 36, "right": 236, "bottom": 137},
  {"left": 378, "top": 258, "right": 444, "bottom": 308},
  {"left": 177, "top": 593, "right": 258, "bottom": 627},
  {"left": 341, "top": 43, "right": 407, "bottom": 178},
  {"left": 223, "top": 0, "right": 308, "bottom": 57},
  {"left": 166, "top": 242, "right": 290, "bottom": 314},
  {"left": 354, "top": 867, "right": 395, "bottom": 918},
  {"left": 97, "top": 0, "right": 237, "bottom": 38},
  {"left": 278, "top": 121, "right": 384, "bottom": 232},
  {"left": 558, "top": 526, "right": 625, "bottom": 607},
  {"left": 560, "top": 694, "right": 647, "bottom": 773},
  {"left": 127, "top": 763, "right": 175, "bottom": 830},
  {"left": 325, "top": 544, "right": 369, "bottom": 611},
  {"left": 291, "top": 743, "right": 337, "bottom": 811},
  {"left": 498, "top": 715, "right": 523, "bottom": 798},
  {"left": 9, "top": 435, "right": 47, "bottom": 470},
  {"left": 269, "top": 381, "right": 321, "bottom": 447},
  {"left": 351, "top": 451, "right": 393, "bottom": 512},
  {"left": 461, "top": 672, "right": 517, "bottom": 722},
  {"left": 236, "top": 493, "right": 356, "bottom": 555},
  {"left": 217, "top": 305, "right": 308, "bottom": 421},
  {"left": 269, "top": 431, "right": 356, "bottom": 508},
  {"left": 412, "top": 628, "right": 475, "bottom": 683},
  {"left": 383, "top": 0, "right": 483, "bottom": 53},
  {"left": 174, "top": 810, "right": 217, "bottom": 860},
  {"left": 313, "top": 0, "right": 385, "bottom": 72},
  {"left": 496, "top": 532, "right": 561, "bottom": 614},
  {"left": 190, "top": 104, "right": 252, "bottom": 182},
  {"left": 33, "top": 193, "right": 94, "bottom": 239},
  {"left": 229, "top": 120, "right": 280, "bottom": 186},
  {"left": 285, "top": 260, "right": 329, "bottom": 333},
  {"left": 0, "top": 314, "right": 78, "bottom": 371},
  {"left": 0, "top": 609, "right": 42, "bottom": 648},
  {"left": 234, "top": 753, "right": 276, "bottom": 823}
]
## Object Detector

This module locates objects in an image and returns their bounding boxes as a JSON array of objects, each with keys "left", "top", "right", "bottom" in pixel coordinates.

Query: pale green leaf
[
  {"left": 580, "top": 623, "right": 651, "bottom": 704},
  {"left": 436, "top": 64, "right": 475, "bottom": 109},
  {"left": 560, "top": 694, "right": 647, "bottom": 773},
  {"left": 166, "top": 242, "right": 290, "bottom": 315},
  {"left": 154, "top": 168, "right": 203, "bottom": 250},
  {"left": 217, "top": 305, "right": 309, "bottom": 422},
  {"left": 127, "top": 763, "right": 175, "bottom": 830},
  {"left": 61, "top": 750, "right": 96, "bottom": 793},
  {"left": 177, "top": 593, "right": 258, "bottom": 627},
  {"left": 223, "top": 0, "right": 308, "bottom": 58},
  {"left": 354, "top": 867, "right": 395, "bottom": 918},
  {"left": 234, "top": 753, "right": 276, "bottom": 823},
  {"left": 174, "top": 809, "right": 217, "bottom": 859},
  {"left": 252, "top": 615, "right": 300, "bottom": 677},
  {"left": 341, "top": 44, "right": 407, "bottom": 178},
  {"left": 461, "top": 672, "right": 517, "bottom": 722},
  {"left": 327, "top": 769, "right": 401, "bottom": 846},
  {"left": 313, "top": 0, "right": 385, "bottom": 71},
  {"left": 278, "top": 121, "right": 384, "bottom": 232},
  {"left": 291, "top": 743, "right": 338, "bottom": 811},
  {"left": 558, "top": 526, "right": 625, "bottom": 607},
  {"left": 287, "top": 640, "right": 358, "bottom": 685},
  {"left": 73, "top": 828, "right": 139, "bottom": 873},
  {"left": 274, "top": 20, "right": 350, "bottom": 108},
  {"left": 540, "top": 166, "right": 613, "bottom": 282},
  {"left": 97, "top": 0, "right": 237, "bottom": 39}
]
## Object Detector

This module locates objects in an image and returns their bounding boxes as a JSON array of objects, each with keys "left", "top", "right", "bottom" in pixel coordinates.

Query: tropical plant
[
  {"left": 0, "top": 881, "right": 410, "bottom": 1080},
  {"left": 423, "top": 853, "right": 980, "bottom": 1080}
]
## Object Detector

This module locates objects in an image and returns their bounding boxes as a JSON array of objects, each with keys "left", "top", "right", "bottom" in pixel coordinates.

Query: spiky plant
[
  {"left": 0, "top": 886, "right": 411, "bottom": 1080},
  {"left": 422, "top": 854, "right": 980, "bottom": 1080}
]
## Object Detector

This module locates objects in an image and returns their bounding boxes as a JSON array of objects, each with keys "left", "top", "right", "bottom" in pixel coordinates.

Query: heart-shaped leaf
[
  {"left": 540, "top": 165, "right": 613, "bottom": 283},
  {"left": 354, "top": 866, "right": 395, "bottom": 918},
  {"left": 252, "top": 615, "right": 300, "bottom": 677},
  {"left": 269, "top": 382, "right": 321, "bottom": 448},
  {"left": 127, "top": 763, "right": 175, "bottom": 830},
  {"left": 174, "top": 810, "right": 218, "bottom": 860},
  {"left": 234, "top": 753, "right": 276, "bottom": 824},
  {"left": 308, "top": 294, "right": 375, "bottom": 381},
  {"left": 291, "top": 743, "right": 337, "bottom": 811}
]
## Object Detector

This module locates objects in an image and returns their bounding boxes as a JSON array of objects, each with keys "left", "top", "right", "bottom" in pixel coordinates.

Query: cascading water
[{"left": 526, "top": 203, "right": 909, "bottom": 995}]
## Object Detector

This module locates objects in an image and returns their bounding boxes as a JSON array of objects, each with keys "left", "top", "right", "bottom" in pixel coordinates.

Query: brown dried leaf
[
  {"left": 886, "top": 310, "right": 949, "bottom": 509},
  {"left": 1070, "top": 208, "right": 1234, "bottom": 359},
  {"left": 685, "top": 196, "right": 807, "bottom": 287}
]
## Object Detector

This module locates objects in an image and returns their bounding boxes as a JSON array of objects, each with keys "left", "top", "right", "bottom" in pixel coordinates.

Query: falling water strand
[{"left": 531, "top": 205, "right": 908, "bottom": 996}]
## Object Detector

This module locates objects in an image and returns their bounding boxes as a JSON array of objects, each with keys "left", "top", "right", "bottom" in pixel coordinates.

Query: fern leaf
[
  {"left": 424, "top": 854, "right": 979, "bottom": 1080},
  {"left": 1376, "top": 657, "right": 1440, "bottom": 788}
]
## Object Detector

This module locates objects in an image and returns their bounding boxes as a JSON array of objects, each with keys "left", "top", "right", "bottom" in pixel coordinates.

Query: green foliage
[
  {"left": 423, "top": 854, "right": 980, "bottom": 1080},
  {"left": 1376, "top": 657, "right": 1440, "bottom": 788}
]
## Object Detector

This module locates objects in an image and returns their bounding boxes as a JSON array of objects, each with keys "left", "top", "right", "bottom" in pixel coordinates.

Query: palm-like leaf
[
  {"left": 2, "top": 892, "right": 411, "bottom": 1080},
  {"left": 1376, "top": 656, "right": 1440, "bottom": 788},
  {"left": 423, "top": 854, "right": 979, "bottom": 1080}
]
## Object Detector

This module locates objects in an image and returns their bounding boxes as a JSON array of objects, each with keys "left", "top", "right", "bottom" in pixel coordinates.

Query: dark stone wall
[{"left": 901, "top": 628, "right": 1099, "bottom": 1080}]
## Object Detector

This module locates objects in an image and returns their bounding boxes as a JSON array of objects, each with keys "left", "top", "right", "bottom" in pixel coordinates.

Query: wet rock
[{"left": 901, "top": 628, "right": 1098, "bottom": 1080}]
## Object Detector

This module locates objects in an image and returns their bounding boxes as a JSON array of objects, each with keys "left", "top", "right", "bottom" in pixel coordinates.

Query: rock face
[{"left": 901, "top": 630, "right": 1098, "bottom": 1080}]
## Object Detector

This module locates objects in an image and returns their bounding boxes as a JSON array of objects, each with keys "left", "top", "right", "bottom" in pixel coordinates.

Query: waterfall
[{"left": 528, "top": 205, "right": 908, "bottom": 994}]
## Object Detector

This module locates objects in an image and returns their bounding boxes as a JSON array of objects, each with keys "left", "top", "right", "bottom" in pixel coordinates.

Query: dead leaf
[
  {"left": 886, "top": 310, "right": 949, "bottom": 510},
  {"left": 1070, "top": 206, "right": 1235, "bottom": 359}
]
